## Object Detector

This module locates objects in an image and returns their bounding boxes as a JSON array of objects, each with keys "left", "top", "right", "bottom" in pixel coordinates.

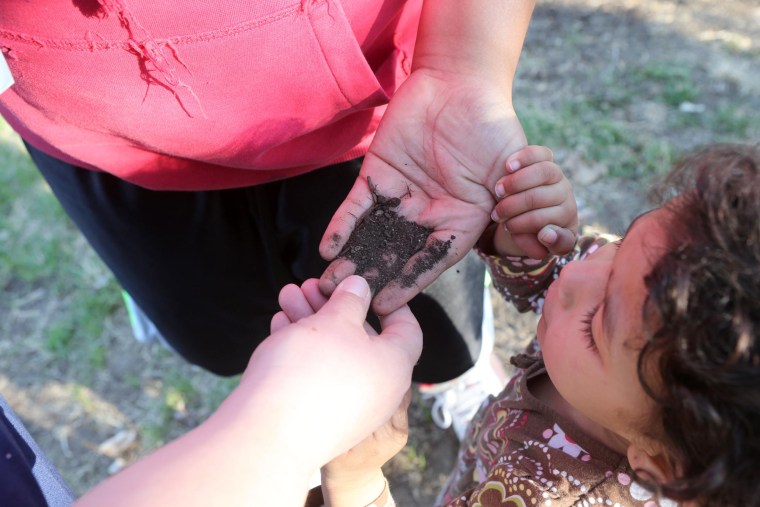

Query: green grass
[
  {"left": 0, "top": 121, "right": 70, "bottom": 269},
  {"left": 0, "top": 121, "right": 126, "bottom": 376},
  {"left": 0, "top": 137, "right": 70, "bottom": 284},
  {"left": 519, "top": 58, "right": 758, "bottom": 181},
  {"left": 164, "top": 373, "right": 199, "bottom": 413},
  {"left": 0, "top": 119, "right": 238, "bottom": 461},
  {"left": 140, "top": 371, "right": 239, "bottom": 448},
  {"left": 520, "top": 103, "right": 676, "bottom": 179},
  {"left": 400, "top": 444, "right": 427, "bottom": 471},
  {"left": 712, "top": 104, "right": 756, "bottom": 138},
  {"left": 637, "top": 63, "right": 701, "bottom": 107}
]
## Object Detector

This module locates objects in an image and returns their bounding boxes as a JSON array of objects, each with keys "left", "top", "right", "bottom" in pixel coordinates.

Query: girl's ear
[{"left": 626, "top": 443, "right": 676, "bottom": 485}]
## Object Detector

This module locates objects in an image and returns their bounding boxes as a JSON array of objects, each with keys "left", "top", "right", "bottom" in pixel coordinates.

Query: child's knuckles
[
  {"left": 504, "top": 216, "right": 535, "bottom": 234},
  {"left": 525, "top": 145, "right": 546, "bottom": 162},
  {"left": 499, "top": 176, "right": 517, "bottom": 196},
  {"left": 552, "top": 235, "right": 577, "bottom": 255},
  {"left": 495, "top": 201, "right": 513, "bottom": 221},
  {"left": 539, "top": 161, "right": 561, "bottom": 183},
  {"left": 520, "top": 190, "right": 538, "bottom": 213}
]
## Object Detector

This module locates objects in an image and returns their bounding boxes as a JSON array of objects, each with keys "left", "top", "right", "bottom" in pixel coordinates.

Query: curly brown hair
[{"left": 638, "top": 144, "right": 760, "bottom": 506}]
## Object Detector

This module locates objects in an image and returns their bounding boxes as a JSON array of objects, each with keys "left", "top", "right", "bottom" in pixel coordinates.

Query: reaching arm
[
  {"left": 75, "top": 276, "right": 422, "bottom": 507},
  {"left": 74, "top": 389, "right": 316, "bottom": 506}
]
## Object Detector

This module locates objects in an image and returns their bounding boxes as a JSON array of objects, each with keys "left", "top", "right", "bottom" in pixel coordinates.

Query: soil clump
[{"left": 338, "top": 178, "right": 452, "bottom": 294}]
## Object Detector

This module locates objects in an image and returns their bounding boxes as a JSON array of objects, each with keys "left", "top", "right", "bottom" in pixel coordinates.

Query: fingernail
[
  {"left": 508, "top": 160, "right": 521, "bottom": 172},
  {"left": 491, "top": 210, "right": 500, "bottom": 222},
  {"left": 339, "top": 275, "right": 369, "bottom": 298},
  {"left": 539, "top": 227, "right": 558, "bottom": 245},
  {"left": 495, "top": 183, "right": 505, "bottom": 198}
]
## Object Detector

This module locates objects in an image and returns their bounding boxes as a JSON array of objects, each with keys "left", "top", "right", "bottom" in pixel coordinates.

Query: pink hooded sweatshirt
[{"left": 0, "top": 0, "right": 421, "bottom": 190}]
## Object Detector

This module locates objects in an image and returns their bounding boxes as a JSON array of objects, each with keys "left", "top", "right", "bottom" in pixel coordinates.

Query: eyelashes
[
  {"left": 578, "top": 237, "right": 618, "bottom": 353},
  {"left": 581, "top": 304, "right": 600, "bottom": 352}
]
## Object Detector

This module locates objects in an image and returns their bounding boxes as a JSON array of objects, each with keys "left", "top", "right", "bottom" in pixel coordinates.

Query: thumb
[
  {"left": 376, "top": 304, "right": 424, "bottom": 367},
  {"left": 511, "top": 233, "right": 550, "bottom": 261},
  {"left": 318, "top": 275, "right": 372, "bottom": 326},
  {"left": 538, "top": 225, "right": 577, "bottom": 256}
]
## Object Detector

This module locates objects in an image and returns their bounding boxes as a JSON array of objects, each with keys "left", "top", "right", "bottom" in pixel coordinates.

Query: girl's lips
[
  {"left": 536, "top": 314, "right": 547, "bottom": 345},
  {"left": 537, "top": 283, "right": 556, "bottom": 346}
]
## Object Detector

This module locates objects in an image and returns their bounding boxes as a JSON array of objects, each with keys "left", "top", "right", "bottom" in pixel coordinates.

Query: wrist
[
  {"left": 412, "top": 0, "right": 535, "bottom": 88},
  {"left": 321, "top": 468, "right": 387, "bottom": 507},
  {"left": 213, "top": 384, "right": 322, "bottom": 479}
]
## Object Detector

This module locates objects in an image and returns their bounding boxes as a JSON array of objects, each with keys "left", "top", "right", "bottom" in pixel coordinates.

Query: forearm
[
  {"left": 75, "top": 389, "right": 315, "bottom": 507},
  {"left": 413, "top": 0, "right": 536, "bottom": 92}
]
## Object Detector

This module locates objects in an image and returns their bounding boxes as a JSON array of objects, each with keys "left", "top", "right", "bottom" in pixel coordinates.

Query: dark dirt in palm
[{"left": 338, "top": 178, "right": 453, "bottom": 294}]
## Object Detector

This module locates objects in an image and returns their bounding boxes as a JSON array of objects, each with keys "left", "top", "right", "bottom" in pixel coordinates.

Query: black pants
[{"left": 28, "top": 144, "right": 484, "bottom": 383}]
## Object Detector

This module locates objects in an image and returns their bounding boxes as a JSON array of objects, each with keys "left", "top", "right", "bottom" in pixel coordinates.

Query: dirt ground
[{"left": 1, "top": 0, "right": 758, "bottom": 505}]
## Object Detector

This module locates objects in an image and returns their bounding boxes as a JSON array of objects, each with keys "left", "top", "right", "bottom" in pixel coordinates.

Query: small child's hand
[
  {"left": 320, "top": 389, "right": 411, "bottom": 506},
  {"left": 489, "top": 145, "right": 578, "bottom": 259}
]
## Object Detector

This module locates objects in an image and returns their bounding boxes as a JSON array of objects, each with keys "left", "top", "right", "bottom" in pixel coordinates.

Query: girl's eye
[{"left": 581, "top": 305, "right": 600, "bottom": 352}]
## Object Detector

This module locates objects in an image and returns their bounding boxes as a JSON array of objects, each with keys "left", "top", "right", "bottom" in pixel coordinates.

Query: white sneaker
[
  {"left": 121, "top": 291, "right": 174, "bottom": 352},
  {"left": 418, "top": 283, "right": 505, "bottom": 440}
]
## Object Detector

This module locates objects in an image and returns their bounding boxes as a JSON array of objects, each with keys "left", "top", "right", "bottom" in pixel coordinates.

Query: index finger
[
  {"left": 504, "top": 145, "right": 554, "bottom": 173},
  {"left": 375, "top": 304, "right": 423, "bottom": 367}
]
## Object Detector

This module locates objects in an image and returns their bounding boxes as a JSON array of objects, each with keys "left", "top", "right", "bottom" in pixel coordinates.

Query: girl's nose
[{"left": 557, "top": 258, "right": 609, "bottom": 309}]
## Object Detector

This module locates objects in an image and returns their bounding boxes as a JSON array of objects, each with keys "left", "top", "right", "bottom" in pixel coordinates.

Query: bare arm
[
  {"left": 320, "top": 1, "right": 539, "bottom": 314},
  {"left": 75, "top": 277, "right": 422, "bottom": 507},
  {"left": 413, "top": 0, "right": 535, "bottom": 97},
  {"left": 74, "top": 389, "right": 316, "bottom": 506}
]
